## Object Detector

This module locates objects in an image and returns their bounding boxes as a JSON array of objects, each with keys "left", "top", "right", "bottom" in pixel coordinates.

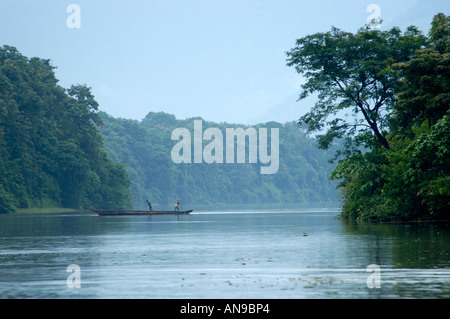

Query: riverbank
[{"left": 16, "top": 207, "right": 79, "bottom": 214}]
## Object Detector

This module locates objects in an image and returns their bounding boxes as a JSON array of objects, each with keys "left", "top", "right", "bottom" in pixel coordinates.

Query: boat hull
[{"left": 91, "top": 209, "right": 193, "bottom": 216}]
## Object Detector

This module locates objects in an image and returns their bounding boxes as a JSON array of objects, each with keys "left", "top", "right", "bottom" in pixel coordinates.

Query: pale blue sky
[{"left": 0, "top": 0, "right": 448, "bottom": 124}]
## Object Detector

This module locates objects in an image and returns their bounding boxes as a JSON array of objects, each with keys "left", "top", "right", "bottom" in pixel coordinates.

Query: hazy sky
[{"left": 0, "top": 0, "right": 448, "bottom": 124}]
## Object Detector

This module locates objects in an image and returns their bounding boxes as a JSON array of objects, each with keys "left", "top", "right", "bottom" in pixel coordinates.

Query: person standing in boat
[
  {"left": 174, "top": 201, "right": 180, "bottom": 211},
  {"left": 146, "top": 200, "right": 152, "bottom": 211}
]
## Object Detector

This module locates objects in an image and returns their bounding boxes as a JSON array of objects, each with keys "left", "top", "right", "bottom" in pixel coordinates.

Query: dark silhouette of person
[{"left": 146, "top": 200, "right": 152, "bottom": 211}]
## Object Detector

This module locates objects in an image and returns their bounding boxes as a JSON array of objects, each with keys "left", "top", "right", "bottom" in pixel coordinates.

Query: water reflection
[
  {"left": 0, "top": 211, "right": 449, "bottom": 298},
  {"left": 342, "top": 221, "right": 450, "bottom": 268}
]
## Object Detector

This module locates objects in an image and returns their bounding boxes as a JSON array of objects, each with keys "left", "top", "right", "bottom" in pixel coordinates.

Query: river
[{"left": 0, "top": 209, "right": 449, "bottom": 299}]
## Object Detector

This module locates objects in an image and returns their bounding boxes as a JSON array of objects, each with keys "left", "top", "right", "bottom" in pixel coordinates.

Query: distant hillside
[{"left": 99, "top": 111, "right": 340, "bottom": 210}]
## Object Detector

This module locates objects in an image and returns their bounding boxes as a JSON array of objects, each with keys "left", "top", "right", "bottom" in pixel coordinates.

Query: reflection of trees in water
[{"left": 342, "top": 221, "right": 450, "bottom": 268}]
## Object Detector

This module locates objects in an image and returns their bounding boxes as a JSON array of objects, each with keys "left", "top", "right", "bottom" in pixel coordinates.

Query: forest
[
  {"left": 0, "top": 45, "right": 131, "bottom": 213},
  {"left": 0, "top": 45, "right": 339, "bottom": 213},
  {"left": 287, "top": 13, "right": 449, "bottom": 221},
  {"left": 99, "top": 112, "right": 340, "bottom": 210}
]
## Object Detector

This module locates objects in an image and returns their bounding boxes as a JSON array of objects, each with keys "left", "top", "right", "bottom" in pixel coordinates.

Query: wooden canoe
[{"left": 91, "top": 209, "right": 193, "bottom": 216}]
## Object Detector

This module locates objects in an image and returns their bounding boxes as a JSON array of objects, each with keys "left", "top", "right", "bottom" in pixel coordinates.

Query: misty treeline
[
  {"left": 99, "top": 112, "right": 339, "bottom": 210},
  {"left": 0, "top": 46, "right": 131, "bottom": 213},
  {"left": 0, "top": 45, "right": 339, "bottom": 213},
  {"left": 287, "top": 13, "right": 449, "bottom": 221}
]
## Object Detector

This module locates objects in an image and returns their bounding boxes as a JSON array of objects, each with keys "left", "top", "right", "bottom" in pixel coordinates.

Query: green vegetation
[
  {"left": 287, "top": 13, "right": 449, "bottom": 222},
  {"left": 8, "top": 15, "right": 445, "bottom": 218},
  {"left": 99, "top": 112, "right": 340, "bottom": 210},
  {"left": 0, "top": 45, "right": 132, "bottom": 213},
  {"left": 0, "top": 45, "right": 342, "bottom": 214}
]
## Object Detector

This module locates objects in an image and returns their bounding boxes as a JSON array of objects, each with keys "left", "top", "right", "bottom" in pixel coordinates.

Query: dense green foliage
[
  {"left": 0, "top": 46, "right": 132, "bottom": 213},
  {"left": 99, "top": 112, "right": 340, "bottom": 210},
  {"left": 288, "top": 14, "right": 449, "bottom": 221},
  {"left": 0, "top": 45, "right": 342, "bottom": 214},
  {"left": 286, "top": 22, "right": 427, "bottom": 154}
]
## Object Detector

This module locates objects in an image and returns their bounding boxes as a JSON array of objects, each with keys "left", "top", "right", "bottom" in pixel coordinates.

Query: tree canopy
[
  {"left": 0, "top": 45, "right": 341, "bottom": 214},
  {"left": 286, "top": 24, "right": 427, "bottom": 155},
  {"left": 99, "top": 112, "right": 340, "bottom": 210},
  {"left": 0, "top": 45, "right": 131, "bottom": 213},
  {"left": 288, "top": 13, "right": 449, "bottom": 221}
]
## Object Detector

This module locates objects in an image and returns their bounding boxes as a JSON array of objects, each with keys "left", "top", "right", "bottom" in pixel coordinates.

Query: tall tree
[
  {"left": 300, "top": 14, "right": 449, "bottom": 222},
  {"left": 286, "top": 25, "right": 426, "bottom": 155}
]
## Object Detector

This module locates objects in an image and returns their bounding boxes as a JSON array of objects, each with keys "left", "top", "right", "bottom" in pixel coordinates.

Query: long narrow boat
[{"left": 91, "top": 209, "right": 193, "bottom": 216}]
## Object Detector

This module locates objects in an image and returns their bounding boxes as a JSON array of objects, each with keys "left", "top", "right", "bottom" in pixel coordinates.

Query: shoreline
[{"left": 16, "top": 207, "right": 80, "bottom": 214}]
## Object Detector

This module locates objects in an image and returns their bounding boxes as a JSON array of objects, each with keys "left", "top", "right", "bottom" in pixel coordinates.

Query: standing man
[
  {"left": 146, "top": 200, "right": 152, "bottom": 211},
  {"left": 174, "top": 201, "right": 180, "bottom": 211}
]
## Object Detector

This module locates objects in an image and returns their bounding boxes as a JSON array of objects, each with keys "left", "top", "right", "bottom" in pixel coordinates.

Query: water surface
[{"left": 0, "top": 210, "right": 449, "bottom": 298}]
